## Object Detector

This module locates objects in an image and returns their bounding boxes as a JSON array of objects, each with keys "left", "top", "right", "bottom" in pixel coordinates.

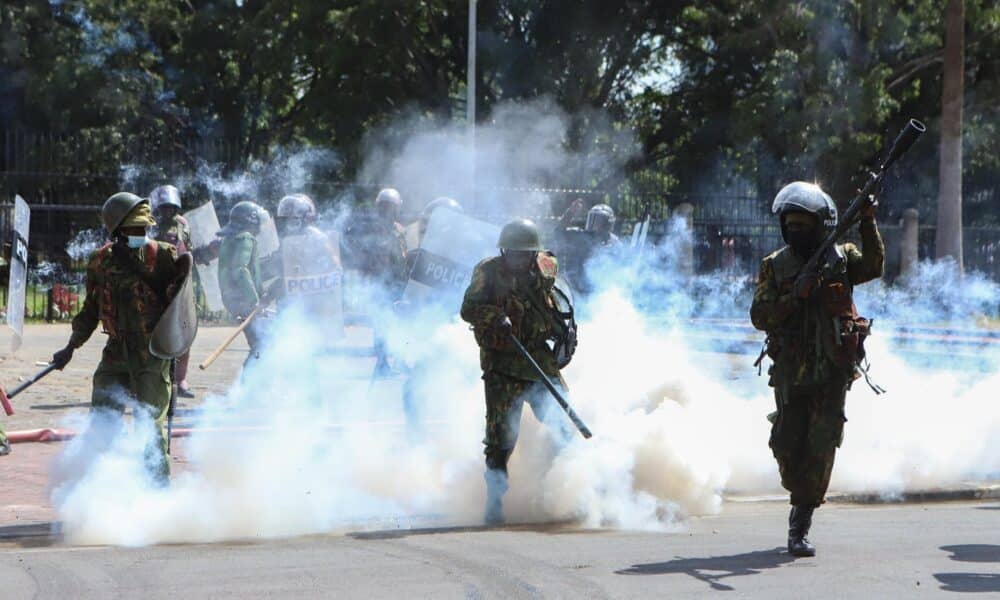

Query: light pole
[{"left": 467, "top": 0, "right": 477, "bottom": 206}]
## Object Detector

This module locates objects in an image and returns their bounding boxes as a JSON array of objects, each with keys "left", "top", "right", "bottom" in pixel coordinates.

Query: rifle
[
  {"left": 801, "top": 119, "right": 926, "bottom": 275},
  {"left": 507, "top": 332, "right": 592, "bottom": 439},
  {"left": 0, "top": 363, "right": 60, "bottom": 416}
]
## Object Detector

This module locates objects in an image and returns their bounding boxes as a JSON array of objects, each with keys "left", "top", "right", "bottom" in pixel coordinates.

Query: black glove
[{"left": 51, "top": 346, "right": 74, "bottom": 370}]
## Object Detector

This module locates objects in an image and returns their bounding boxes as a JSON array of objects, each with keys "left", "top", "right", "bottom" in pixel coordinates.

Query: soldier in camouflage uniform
[
  {"left": 461, "top": 219, "right": 573, "bottom": 525},
  {"left": 750, "top": 181, "right": 884, "bottom": 557},
  {"left": 217, "top": 201, "right": 268, "bottom": 370},
  {"left": 51, "top": 193, "right": 186, "bottom": 483},
  {"left": 150, "top": 185, "right": 197, "bottom": 398}
]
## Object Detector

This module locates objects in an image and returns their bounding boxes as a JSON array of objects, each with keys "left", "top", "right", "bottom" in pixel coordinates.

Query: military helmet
[
  {"left": 772, "top": 182, "right": 837, "bottom": 227},
  {"left": 277, "top": 193, "right": 317, "bottom": 219},
  {"left": 585, "top": 203, "right": 616, "bottom": 232},
  {"left": 149, "top": 185, "right": 182, "bottom": 213},
  {"left": 498, "top": 218, "right": 544, "bottom": 251},
  {"left": 102, "top": 192, "right": 152, "bottom": 233},
  {"left": 421, "top": 197, "right": 463, "bottom": 221},
  {"left": 375, "top": 188, "right": 402, "bottom": 208},
  {"left": 220, "top": 201, "right": 264, "bottom": 236}
]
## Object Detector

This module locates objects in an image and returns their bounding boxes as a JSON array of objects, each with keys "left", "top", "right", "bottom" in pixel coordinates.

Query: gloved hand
[
  {"left": 859, "top": 199, "right": 879, "bottom": 219},
  {"left": 51, "top": 346, "right": 74, "bottom": 370},
  {"left": 793, "top": 273, "right": 822, "bottom": 300}
]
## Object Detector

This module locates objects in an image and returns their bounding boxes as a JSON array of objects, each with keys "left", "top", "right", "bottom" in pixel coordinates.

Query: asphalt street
[{"left": 1, "top": 500, "right": 998, "bottom": 599}]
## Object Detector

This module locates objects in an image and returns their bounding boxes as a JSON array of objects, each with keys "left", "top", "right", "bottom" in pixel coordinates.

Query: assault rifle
[{"left": 800, "top": 119, "right": 926, "bottom": 275}]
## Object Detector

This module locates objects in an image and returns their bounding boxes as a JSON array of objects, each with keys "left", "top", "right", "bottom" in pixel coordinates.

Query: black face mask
[
  {"left": 786, "top": 230, "right": 818, "bottom": 258},
  {"left": 502, "top": 250, "right": 536, "bottom": 272}
]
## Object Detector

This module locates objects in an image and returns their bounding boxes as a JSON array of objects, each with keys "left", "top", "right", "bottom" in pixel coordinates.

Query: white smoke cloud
[{"left": 49, "top": 102, "right": 1000, "bottom": 546}]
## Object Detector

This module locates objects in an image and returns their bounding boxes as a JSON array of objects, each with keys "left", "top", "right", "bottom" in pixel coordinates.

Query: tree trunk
[{"left": 934, "top": 0, "right": 964, "bottom": 269}]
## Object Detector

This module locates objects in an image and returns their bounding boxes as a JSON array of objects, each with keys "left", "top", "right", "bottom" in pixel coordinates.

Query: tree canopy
[{"left": 0, "top": 0, "right": 997, "bottom": 221}]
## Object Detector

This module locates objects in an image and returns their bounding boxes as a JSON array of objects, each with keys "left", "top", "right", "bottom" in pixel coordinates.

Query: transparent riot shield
[
  {"left": 280, "top": 227, "right": 344, "bottom": 338},
  {"left": 6, "top": 196, "right": 29, "bottom": 352},
  {"left": 184, "top": 201, "right": 224, "bottom": 312},
  {"left": 402, "top": 210, "right": 501, "bottom": 308}
]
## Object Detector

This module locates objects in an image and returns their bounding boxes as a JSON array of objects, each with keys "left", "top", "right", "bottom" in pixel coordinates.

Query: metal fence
[{"left": 1, "top": 127, "right": 999, "bottom": 321}]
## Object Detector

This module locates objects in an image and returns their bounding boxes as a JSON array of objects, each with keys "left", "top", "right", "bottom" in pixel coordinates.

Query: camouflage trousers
[
  {"left": 90, "top": 339, "right": 172, "bottom": 483},
  {"left": 769, "top": 379, "right": 849, "bottom": 507},
  {"left": 0, "top": 420, "right": 8, "bottom": 450},
  {"left": 482, "top": 371, "right": 571, "bottom": 473}
]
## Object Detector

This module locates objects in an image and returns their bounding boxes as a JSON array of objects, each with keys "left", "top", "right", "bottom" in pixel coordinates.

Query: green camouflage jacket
[
  {"left": 70, "top": 241, "right": 179, "bottom": 356},
  {"left": 460, "top": 253, "right": 561, "bottom": 381},
  {"left": 219, "top": 231, "right": 261, "bottom": 318},
  {"left": 155, "top": 214, "right": 193, "bottom": 253},
  {"left": 750, "top": 217, "right": 884, "bottom": 386}
]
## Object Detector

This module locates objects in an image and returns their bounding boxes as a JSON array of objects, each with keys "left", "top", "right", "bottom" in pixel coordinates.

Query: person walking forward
[{"left": 750, "top": 181, "right": 884, "bottom": 557}]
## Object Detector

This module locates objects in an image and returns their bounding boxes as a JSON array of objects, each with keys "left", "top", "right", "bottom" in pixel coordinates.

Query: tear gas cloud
[{"left": 51, "top": 101, "right": 1000, "bottom": 546}]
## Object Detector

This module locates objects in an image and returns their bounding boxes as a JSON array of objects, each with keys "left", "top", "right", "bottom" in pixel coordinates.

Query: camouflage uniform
[
  {"left": 70, "top": 240, "right": 181, "bottom": 481},
  {"left": 218, "top": 231, "right": 266, "bottom": 365},
  {"left": 0, "top": 422, "right": 9, "bottom": 455},
  {"left": 368, "top": 221, "right": 409, "bottom": 300},
  {"left": 750, "top": 217, "right": 884, "bottom": 506},
  {"left": 460, "top": 252, "right": 570, "bottom": 473}
]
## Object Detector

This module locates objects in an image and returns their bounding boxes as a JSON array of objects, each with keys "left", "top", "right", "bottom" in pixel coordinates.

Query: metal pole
[{"left": 467, "top": 0, "right": 477, "bottom": 208}]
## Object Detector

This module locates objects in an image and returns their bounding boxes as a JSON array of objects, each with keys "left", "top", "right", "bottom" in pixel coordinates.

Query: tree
[{"left": 934, "top": 0, "right": 965, "bottom": 268}]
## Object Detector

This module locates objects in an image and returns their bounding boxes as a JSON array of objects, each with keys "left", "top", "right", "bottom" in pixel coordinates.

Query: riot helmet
[
  {"left": 772, "top": 181, "right": 837, "bottom": 253},
  {"left": 150, "top": 185, "right": 182, "bottom": 218},
  {"left": 277, "top": 193, "right": 317, "bottom": 235},
  {"left": 585, "top": 204, "right": 616, "bottom": 235},
  {"left": 220, "top": 201, "right": 264, "bottom": 237},
  {"left": 419, "top": 197, "right": 463, "bottom": 234},
  {"left": 375, "top": 188, "right": 402, "bottom": 223},
  {"left": 498, "top": 219, "right": 545, "bottom": 251},
  {"left": 103, "top": 192, "right": 154, "bottom": 234}
]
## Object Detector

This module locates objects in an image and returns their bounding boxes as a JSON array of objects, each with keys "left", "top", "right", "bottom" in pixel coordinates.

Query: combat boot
[
  {"left": 787, "top": 505, "right": 816, "bottom": 557},
  {"left": 484, "top": 468, "right": 509, "bottom": 526},
  {"left": 0, "top": 439, "right": 11, "bottom": 456}
]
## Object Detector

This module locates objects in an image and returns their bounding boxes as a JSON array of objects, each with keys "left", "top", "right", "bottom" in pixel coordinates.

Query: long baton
[
  {"left": 508, "top": 333, "right": 592, "bottom": 439},
  {"left": 199, "top": 304, "right": 265, "bottom": 370},
  {"left": 0, "top": 363, "right": 59, "bottom": 416}
]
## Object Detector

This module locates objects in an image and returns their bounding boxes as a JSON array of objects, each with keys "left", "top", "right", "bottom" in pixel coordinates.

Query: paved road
[{"left": 2, "top": 500, "right": 998, "bottom": 599}]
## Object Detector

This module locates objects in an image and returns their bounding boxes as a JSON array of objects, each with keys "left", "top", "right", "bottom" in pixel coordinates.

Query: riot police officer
[{"left": 750, "top": 181, "right": 884, "bottom": 557}]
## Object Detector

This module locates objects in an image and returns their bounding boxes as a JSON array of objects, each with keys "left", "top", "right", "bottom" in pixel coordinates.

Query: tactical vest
[
  {"left": 93, "top": 241, "right": 166, "bottom": 340},
  {"left": 473, "top": 253, "right": 559, "bottom": 354},
  {"left": 768, "top": 244, "right": 873, "bottom": 382}
]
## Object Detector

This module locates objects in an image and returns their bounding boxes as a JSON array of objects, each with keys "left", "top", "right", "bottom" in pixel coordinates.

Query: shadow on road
[
  {"left": 934, "top": 573, "right": 1000, "bottom": 593},
  {"left": 934, "top": 545, "right": 1000, "bottom": 593},
  {"left": 349, "top": 519, "right": 580, "bottom": 540},
  {"left": 942, "top": 545, "right": 1000, "bottom": 563},
  {"left": 0, "top": 522, "right": 60, "bottom": 548},
  {"left": 616, "top": 547, "right": 792, "bottom": 591}
]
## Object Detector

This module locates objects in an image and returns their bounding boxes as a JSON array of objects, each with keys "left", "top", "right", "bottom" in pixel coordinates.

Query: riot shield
[
  {"left": 149, "top": 254, "right": 199, "bottom": 359},
  {"left": 258, "top": 212, "right": 280, "bottom": 257},
  {"left": 280, "top": 227, "right": 344, "bottom": 337},
  {"left": 402, "top": 210, "right": 501, "bottom": 307},
  {"left": 6, "top": 196, "right": 29, "bottom": 352},
  {"left": 184, "top": 201, "right": 224, "bottom": 312}
]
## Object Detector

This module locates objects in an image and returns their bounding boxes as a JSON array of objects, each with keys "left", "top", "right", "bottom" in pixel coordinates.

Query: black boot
[{"left": 787, "top": 505, "right": 816, "bottom": 557}]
